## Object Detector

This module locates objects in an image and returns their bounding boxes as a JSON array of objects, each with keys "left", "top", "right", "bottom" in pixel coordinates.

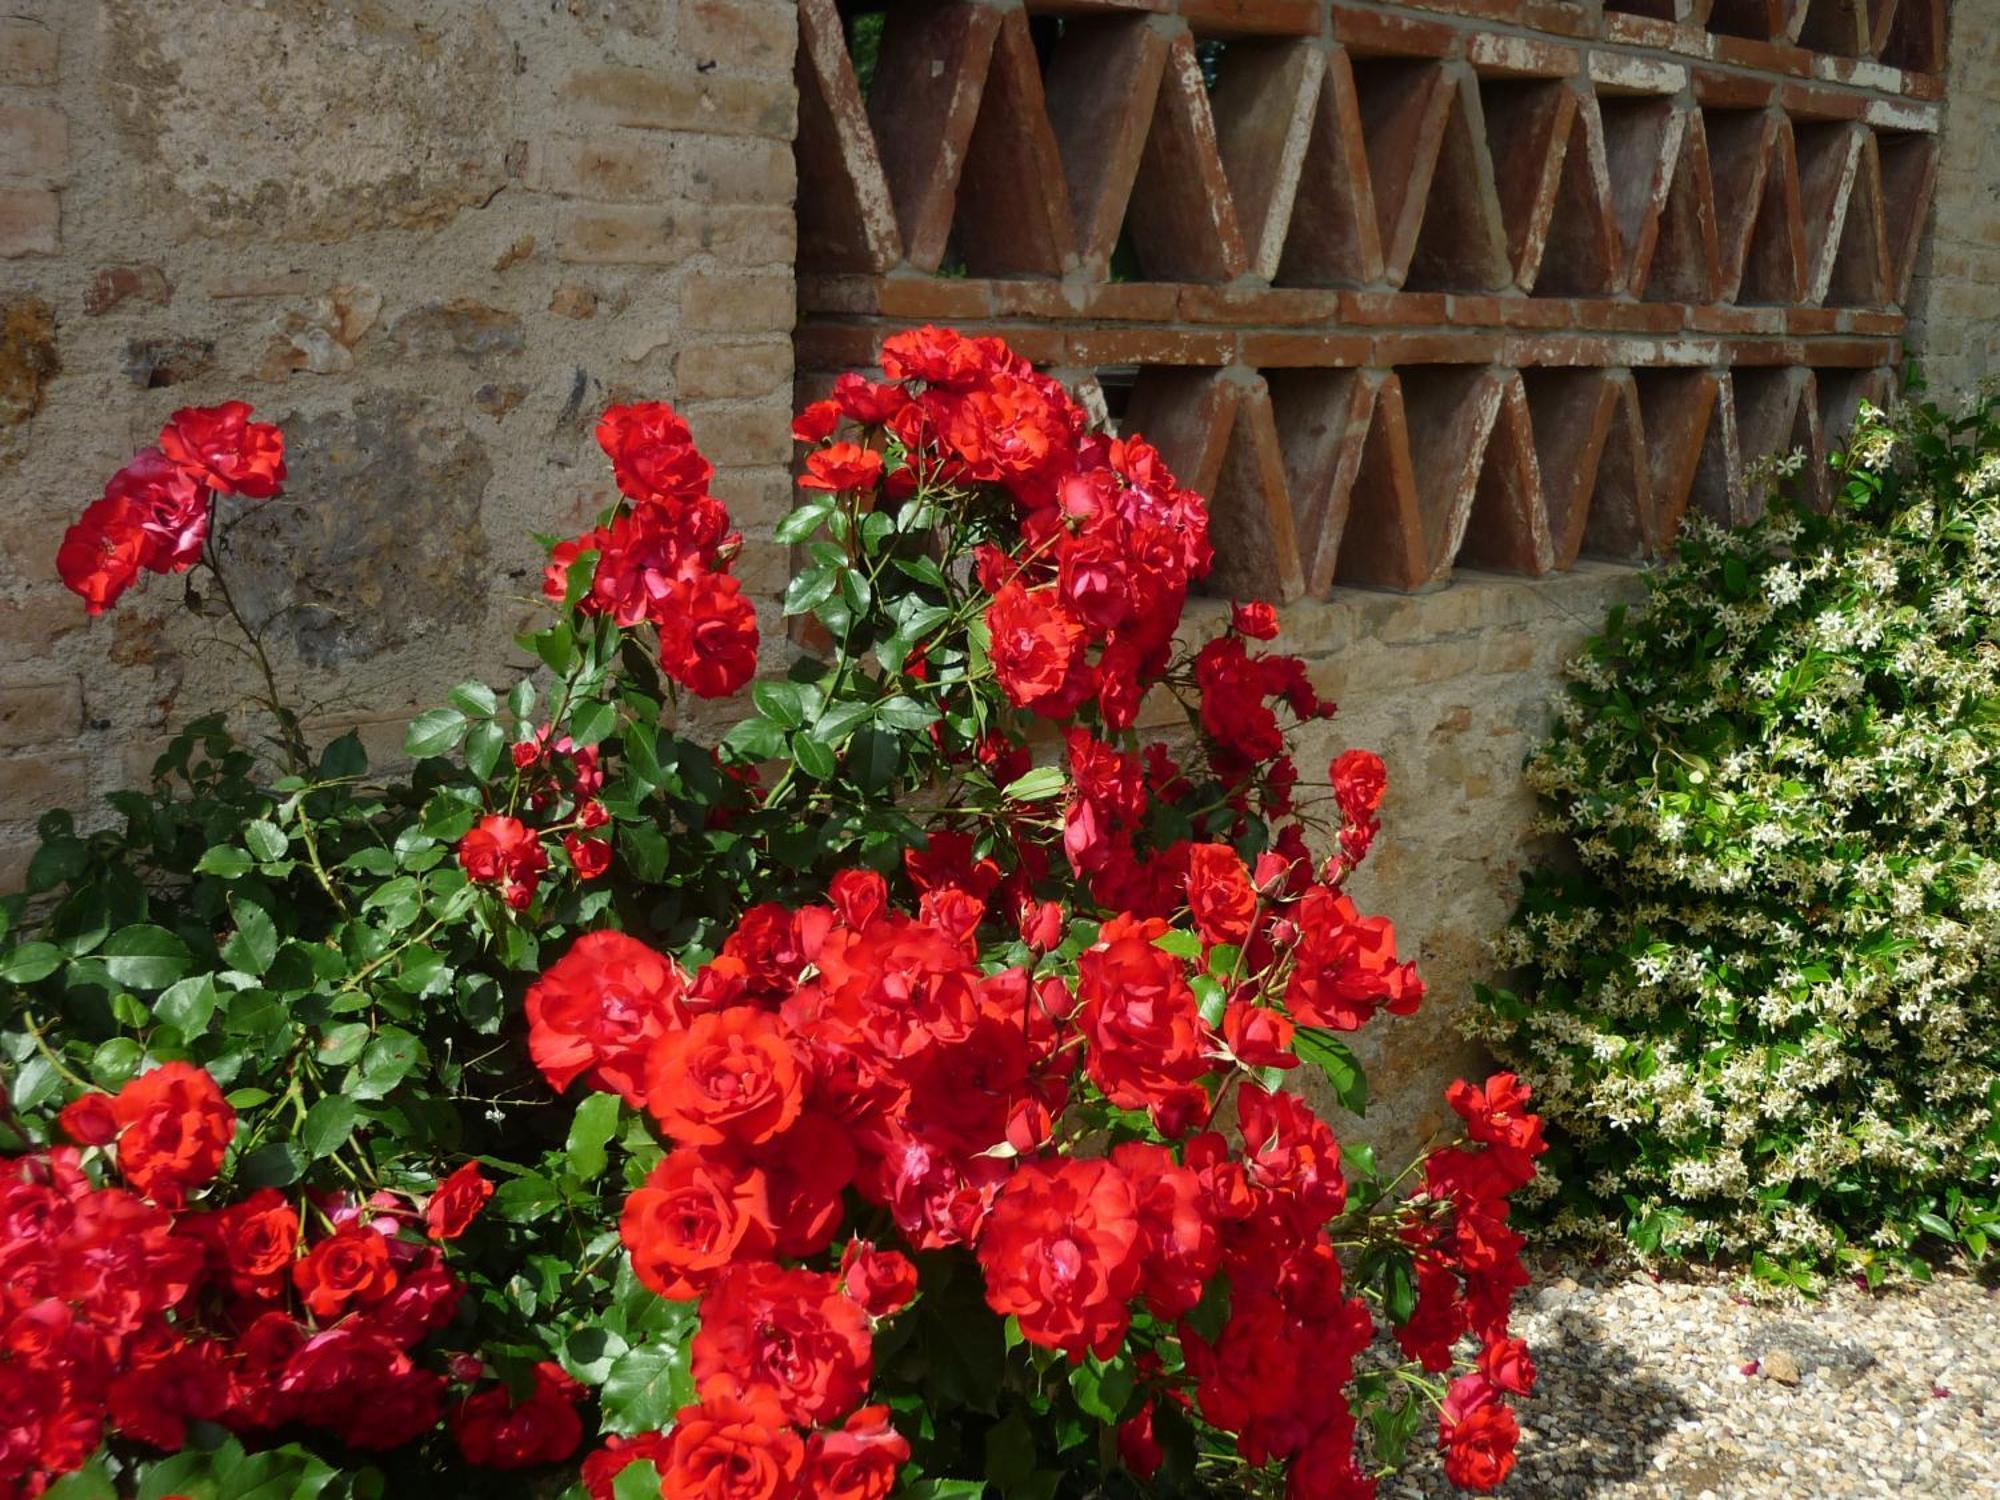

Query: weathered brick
[
  {"left": 0, "top": 682, "right": 79, "bottom": 748},
  {"left": 680, "top": 403, "right": 792, "bottom": 467},
  {"left": 678, "top": 1, "right": 796, "bottom": 74},
  {"left": 0, "top": 187, "right": 57, "bottom": 257},
  {"left": 681, "top": 272, "right": 794, "bottom": 332},
  {"left": 559, "top": 66, "right": 795, "bottom": 138},
  {"left": 0, "top": 105, "right": 68, "bottom": 182},
  {"left": 680, "top": 135, "right": 796, "bottom": 206},
  {"left": 529, "top": 134, "right": 676, "bottom": 202},
  {"left": 556, "top": 204, "right": 793, "bottom": 266},
  {"left": 0, "top": 19, "right": 55, "bottom": 86},
  {"left": 0, "top": 753, "right": 87, "bottom": 812},
  {"left": 675, "top": 339, "right": 793, "bottom": 400}
]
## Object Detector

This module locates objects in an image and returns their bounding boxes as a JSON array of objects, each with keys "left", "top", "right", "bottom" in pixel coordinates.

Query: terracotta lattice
[{"left": 793, "top": 0, "right": 1946, "bottom": 598}]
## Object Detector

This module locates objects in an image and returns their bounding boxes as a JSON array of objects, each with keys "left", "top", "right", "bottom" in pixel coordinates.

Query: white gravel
[{"left": 1384, "top": 1257, "right": 2000, "bottom": 1499}]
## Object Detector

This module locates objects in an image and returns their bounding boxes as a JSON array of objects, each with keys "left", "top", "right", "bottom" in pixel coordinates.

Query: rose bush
[{"left": 3, "top": 331, "right": 1544, "bottom": 1498}]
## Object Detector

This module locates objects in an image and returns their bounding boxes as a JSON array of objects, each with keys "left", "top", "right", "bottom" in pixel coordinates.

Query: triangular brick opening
[
  {"left": 1825, "top": 131, "right": 1891, "bottom": 307},
  {"left": 1335, "top": 374, "right": 1429, "bottom": 591},
  {"left": 795, "top": 0, "right": 903, "bottom": 273},
  {"left": 865, "top": 2, "right": 1002, "bottom": 272},
  {"left": 1523, "top": 368, "right": 1620, "bottom": 565},
  {"left": 1206, "top": 376, "right": 1307, "bottom": 603},
  {"left": 1404, "top": 73, "right": 1513, "bottom": 292},
  {"left": 1707, "top": 109, "right": 1805, "bottom": 303},
  {"left": 1536, "top": 91, "right": 1625, "bottom": 296},
  {"left": 1210, "top": 38, "right": 1325, "bottom": 282},
  {"left": 1582, "top": 372, "right": 1660, "bottom": 562},
  {"left": 1632, "top": 368, "right": 1723, "bottom": 545},
  {"left": 1349, "top": 59, "right": 1458, "bottom": 287},
  {"left": 1793, "top": 120, "right": 1867, "bottom": 304},
  {"left": 1275, "top": 46, "right": 1384, "bottom": 288},
  {"left": 1875, "top": 128, "right": 1938, "bottom": 305},
  {"left": 1392, "top": 365, "right": 1508, "bottom": 586},
  {"left": 1734, "top": 365, "right": 1825, "bottom": 515},
  {"left": 1123, "top": 28, "right": 1248, "bottom": 283},
  {"left": 1479, "top": 77, "right": 1575, "bottom": 289},
  {"left": 1266, "top": 367, "right": 1381, "bottom": 595},
  {"left": 1457, "top": 372, "right": 1555, "bottom": 575},
  {"left": 1043, "top": 17, "right": 1170, "bottom": 279},
  {"left": 952, "top": 7, "right": 1078, "bottom": 277},
  {"left": 1796, "top": 0, "right": 1869, "bottom": 55},
  {"left": 1881, "top": 0, "right": 1944, "bottom": 73},
  {"left": 1637, "top": 107, "right": 1721, "bottom": 302},
  {"left": 1708, "top": 0, "right": 1790, "bottom": 40}
]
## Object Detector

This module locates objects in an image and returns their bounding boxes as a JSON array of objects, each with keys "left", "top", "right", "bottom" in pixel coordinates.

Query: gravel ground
[{"left": 1386, "top": 1257, "right": 2000, "bottom": 1499}]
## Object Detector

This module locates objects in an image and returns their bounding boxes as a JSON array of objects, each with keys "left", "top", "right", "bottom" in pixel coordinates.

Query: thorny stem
[
  {"left": 201, "top": 516, "right": 310, "bottom": 776},
  {"left": 22, "top": 1012, "right": 91, "bottom": 1091}
]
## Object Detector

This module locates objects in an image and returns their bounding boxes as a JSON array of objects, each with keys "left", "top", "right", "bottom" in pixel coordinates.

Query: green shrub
[{"left": 1469, "top": 389, "right": 2000, "bottom": 1288}]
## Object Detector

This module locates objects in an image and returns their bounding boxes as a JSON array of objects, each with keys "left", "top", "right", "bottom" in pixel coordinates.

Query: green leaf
[
  {"left": 349, "top": 1028, "right": 422, "bottom": 1101},
  {"left": 449, "top": 681, "right": 499, "bottom": 717},
  {"left": 102, "top": 925, "right": 192, "bottom": 991},
  {"left": 1069, "top": 1355, "right": 1137, "bottom": 1424},
  {"left": 301, "top": 1096, "right": 361, "bottom": 1159},
  {"left": 1151, "top": 929, "right": 1202, "bottom": 960},
  {"left": 752, "top": 681, "right": 807, "bottom": 729},
  {"left": 567, "top": 1091, "right": 622, "bottom": 1182},
  {"left": 901, "top": 1484, "right": 987, "bottom": 1499},
  {"left": 155, "top": 973, "right": 219, "bottom": 1035},
  {"left": 533, "top": 622, "right": 576, "bottom": 675},
  {"left": 9, "top": 1054, "right": 59, "bottom": 1112},
  {"left": 40, "top": 1459, "right": 115, "bottom": 1499},
  {"left": 195, "top": 846, "right": 255, "bottom": 879},
  {"left": 507, "top": 677, "right": 536, "bottom": 722},
  {"left": 1000, "top": 766, "right": 1066, "bottom": 801},
  {"left": 570, "top": 698, "right": 618, "bottom": 748},
  {"left": 405, "top": 707, "right": 469, "bottom": 758},
  {"left": 875, "top": 695, "right": 937, "bottom": 733},
  {"left": 775, "top": 501, "right": 832, "bottom": 545},
  {"left": 723, "top": 715, "right": 788, "bottom": 762},
  {"left": 89, "top": 1036, "right": 145, "bottom": 1088},
  {"left": 245, "top": 819, "right": 289, "bottom": 862},
  {"left": 0, "top": 942, "right": 62, "bottom": 984},
  {"left": 784, "top": 565, "right": 839, "bottom": 616},
  {"left": 222, "top": 895, "right": 279, "bottom": 976},
  {"left": 240, "top": 1141, "right": 305, "bottom": 1188},
  {"left": 494, "top": 1172, "right": 561, "bottom": 1222},
  {"left": 1294, "top": 1027, "right": 1368, "bottom": 1116},
  {"left": 465, "top": 718, "right": 507, "bottom": 780},
  {"left": 563, "top": 1325, "right": 631, "bottom": 1386},
  {"left": 790, "top": 733, "right": 837, "bottom": 782},
  {"left": 600, "top": 1339, "right": 696, "bottom": 1435}
]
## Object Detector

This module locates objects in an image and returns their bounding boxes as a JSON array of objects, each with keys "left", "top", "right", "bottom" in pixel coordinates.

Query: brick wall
[
  {"left": 1908, "top": 2, "right": 2000, "bottom": 396},
  {"left": 0, "top": 0, "right": 800, "bottom": 886}
]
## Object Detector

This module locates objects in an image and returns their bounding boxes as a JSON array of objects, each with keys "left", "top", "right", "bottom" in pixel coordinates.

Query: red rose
[
  {"left": 208, "top": 1186, "right": 300, "bottom": 1299},
  {"left": 425, "top": 1161, "right": 494, "bottom": 1241},
  {"left": 56, "top": 493, "right": 148, "bottom": 615},
  {"left": 620, "top": 1147, "right": 774, "bottom": 1301},
  {"left": 1222, "top": 1000, "right": 1296, "bottom": 1070},
  {"left": 800, "top": 442, "right": 884, "bottom": 494},
  {"left": 1111, "top": 1141, "right": 1217, "bottom": 1321},
  {"left": 1283, "top": 888, "right": 1423, "bottom": 1031},
  {"left": 452, "top": 1362, "right": 585, "bottom": 1469},
  {"left": 1330, "top": 748, "right": 1387, "bottom": 823},
  {"left": 277, "top": 1326, "right": 445, "bottom": 1451},
  {"left": 110, "top": 448, "right": 210, "bottom": 574},
  {"left": 977, "top": 1157, "right": 1141, "bottom": 1361},
  {"left": 291, "top": 1225, "right": 397, "bottom": 1322},
  {"left": 527, "top": 930, "right": 691, "bottom": 1107},
  {"left": 804, "top": 1406, "right": 908, "bottom": 1500},
  {"left": 831, "top": 372, "right": 910, "bottom": 425},
  {"left": 1231, "top": 601, "right": 1280, "bottom": 640},
  {"left": 1075, "top": 916, "right": 1212, "bottom": 1130},
  {"left": 791, "top": 400, "right": 840, "bottom": 445},
  {"left": 659, "top": 1388, "right": 804, "bottom": 1500},
  {"left": 596, "top": 401, "right": 713, "bottom": 507},
  {"left": 691, "top": 1262, "right": 872, "bottom": 1427},
  {"left": 563, "top": 832, "right": 613, "bottom": 880},
  {"left": 1480, "top": 1334, "right": 1536, "bottom": 1395},
  {"left": 750, "top": 1113, "right": 855, "bottom": 1257},
  {"left": 108, "top": 1062, "right": 235, "bottom": 1208},
  {"left": 1118, "top": 1403, "right": 1163, "bottom": 1481},
  {"left": 1185, "top": 843, "right": 1256, "bottom": 946},
  {"left": 158, "top": 401, "right": 286, "bottom": 498},
  {"left": 1440, "top": 1378, "right": 1518, "bottom": 1492},
  {"left": 458, "top": 815, "right": 549, "bottom": 910},
  {"left": 645, "top": 1006, "right": 803, "bottom": 1147},
  {"left": 986, "top": 582, "right": 1085, "bottom": 710},
  {"left": 1446, "top": 1073, "right": 1547, "bottom": 1159},
  {"left": 656, "top": 571, "right": 759, "bottom": 699},
  {"left": 839, "top": 1239, "right": 917, "bottom": 1319},
  {"left": 59, "top": 1092, "right": 120, "bottom": 1146}
]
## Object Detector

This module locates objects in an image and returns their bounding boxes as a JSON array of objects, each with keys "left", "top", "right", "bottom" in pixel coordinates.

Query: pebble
[{"left": 1385, "top": 1257, "right": 2000, "bottom": 1498}]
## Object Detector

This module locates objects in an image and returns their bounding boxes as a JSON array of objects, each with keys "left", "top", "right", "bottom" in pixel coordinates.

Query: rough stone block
[{"left": 0, "top": 682, "right": 80, "bottom": 748}]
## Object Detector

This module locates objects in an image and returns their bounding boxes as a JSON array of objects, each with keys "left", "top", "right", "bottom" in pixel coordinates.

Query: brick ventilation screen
[{"left": 792, "top": 0, "right": 1945, "bottom": 599}]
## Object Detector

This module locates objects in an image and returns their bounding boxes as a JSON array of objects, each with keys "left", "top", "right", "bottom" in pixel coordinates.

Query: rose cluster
[
  {"left": 0, "top": 1063, "right": 504, "bottom": 1494},
  {"left": 57, "top": 401, "right": 286, "bottom": 616},
  {"left": 525, "top": 836, "right": 1538, "bottom": 1496},
  {"left": 545, "top": 402, "right": 759, "bottom": 701}
]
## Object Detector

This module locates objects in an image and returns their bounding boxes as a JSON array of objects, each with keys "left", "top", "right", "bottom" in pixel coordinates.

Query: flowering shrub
[
  {"left": 5, "top": 334, "right": 1544, "bottom": 1498},
  {"left": 1468, "top": 391, "right": 2000, "bottom": 1290}
]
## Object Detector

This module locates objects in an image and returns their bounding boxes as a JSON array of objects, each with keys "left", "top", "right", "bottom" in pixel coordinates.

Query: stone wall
[
  {"left": 1907, "top": 2, "right": 2000, "bottom": 397},
  {"left": 0, "top": 0, "right": 801, "bottom": 885}
]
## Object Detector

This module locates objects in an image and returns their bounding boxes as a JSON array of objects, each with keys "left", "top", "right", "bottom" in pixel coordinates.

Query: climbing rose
[
  {"left": 690, "top": 1262, "right": 873, "bottom": 1427},
  {"left": 1185, "top": 842, "right": 1257, "bottom": 946},
  {"left": 526, "top": 931, "right": 691, "bottom": 1108},
  {"left": 839, "top": 1240, "right": 918, "bottom": 1319},
  {"left": 804, "top": 1406, "right": 908, "bottom": 1500},
  {"left": 977, "top": 1157, "right": 1141, "bottom": 1361},
  {"left": 56, "top": 494, "right": 148, "bottom": 615},
  {"left": 157, "top": 400, "right": 287, "bottom": 498},
  {"left": 595, "top": 401, "right": 713, "bottom": 507},
  {"left": 1440, "top": 1380, "right": 1519, "bottom": 1492},
  {"left": 106, "top": 1062, "right": 236, "bottom": 1208},
  {"left": 658, "top": 1388, "right": 804, "bottom": 1500},
  {"left": 620, "top": 1147, "right": 775, "bottom": 1301},
  {"left": 292, "top": 1225, "right": 397, "bottom": 1322},
  {"left": 451, "top": 1362, "right": 586, "bottom": 1469},
  {"left": 799, "top": 442, "right": 884, "bottom": 494},
  {"left": 986, "top": 581, "right": 1084, "bottom": 710},
  {"left": 656, "top": 571, "right": 759, "bottom": 699},
  {"left": 645, "top": 1007, "right": 804, "bottom": 1147},
  {"left": 457, "top": 815, "right": 548, "bottom": 910},
  {"left": 425, "top": 1162, "right": 494, "bottom": 1241}
]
